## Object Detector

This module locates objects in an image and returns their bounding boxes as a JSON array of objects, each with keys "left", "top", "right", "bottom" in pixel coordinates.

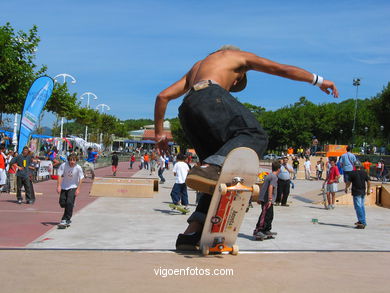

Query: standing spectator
[
  {"left": 139, "top": 154, "right": 144, "bottom": 169},
  {"left": 253, "top": 160, "right": 281, "bottom": 239},
  {"left": 157, "top": 154, "right": 166, "bottom": 184},
  {"left": 345, "top": 161, "right": 370, "bottom": 229},
  {"left": 304, "top": 157, "right": 312, "bottom": 180},
  {"left": 287, "top": 147, "right": 294, "bottom": 157},
  {"left": 56, "top": 154, "right": 84, "bottom": 227},
  {"left": 311, "top": 136, "right": 319, "bottom": 155},
  {"left": 275, "top": 156, "right": 294, "bottom": 206},
  {"left": 362, "top": 158, "right": 372, "bottom": 177},
  {"left": 316, "top": 157, "right": 325, "bottom": 180},
  {"left": 111, "top": 152, "right": 119, "bottom": 176},
  {"left": 297, "top": 146, "right": 304, "bottom": 159},
  {"left": 10, "top": 146, "right": 34, "bottom": 204},
  {"left": 143, "top": 153, "right": 150, "bottom": 170},
  {"left": 325, "top": 157, "right": 340, "bottom": 209},
  {"left": 7, "top": 151, "right": 18, "bottom": 193},
  {"left": 170, "top": 153, "right": 190, "bottom": 210},
  {"left": 292, "top": 156, "right": 299, "bottom": 180},
  {"left": 376, "top": 159, "right": 384, "bottom": 181},
  {"left": 0, "top": 146, "right": 7, "bottom": 191},
  {"left": 129, "top": 154, "right": 136, "bottom": 169},
  {"left": 339, "top": 146, "right": 357, "bottom": 191},
  {"left": 150, "top": 152, "right": 158, "bottom": 176},
  {"left": 84, "top": 147, "right": 98, "bottom": 180}
]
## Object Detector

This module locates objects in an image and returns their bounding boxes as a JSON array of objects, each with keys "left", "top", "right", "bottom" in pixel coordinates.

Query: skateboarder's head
[{"left": 176, "top": 153, "right": 186, "bottom": 161}]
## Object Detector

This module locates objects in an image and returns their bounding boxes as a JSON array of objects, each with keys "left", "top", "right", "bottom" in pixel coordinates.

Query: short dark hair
[
  {"left": 67, "top": 153, "right": 78, "bottom": 161},
  {"left": 23, "top": 146, "right": 29, "bottom": 151},
  {"left": 176, "top": 153, "right": 186, "bottom": 161},
  {"left": 272, "top": 160, "right": 281, "bottom": 172},
  {"left": 346, "top": 146, "right": 351, "bottom": 152}
]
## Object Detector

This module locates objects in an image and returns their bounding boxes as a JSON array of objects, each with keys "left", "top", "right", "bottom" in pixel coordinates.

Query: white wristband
[{"left": 312, "top": 73, "right": 324, "bottom": 87}]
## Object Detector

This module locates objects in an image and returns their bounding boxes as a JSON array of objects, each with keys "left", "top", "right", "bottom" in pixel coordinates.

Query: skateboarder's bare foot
[{"left": 185, "top": 164, "right": 221, "bottom": 194}]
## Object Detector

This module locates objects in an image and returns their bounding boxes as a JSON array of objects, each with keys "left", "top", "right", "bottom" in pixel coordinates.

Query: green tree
[{"left": 0, "top": 22, "right": 46, "bottom": 123}]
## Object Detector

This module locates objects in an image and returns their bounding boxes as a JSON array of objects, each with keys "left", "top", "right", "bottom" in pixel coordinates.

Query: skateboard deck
[
  {"left": 200, "top": 147, "right": 259, "bottom": 255},
  {"left": 169, "top": 203, "right": 189, "bottom": 214}
]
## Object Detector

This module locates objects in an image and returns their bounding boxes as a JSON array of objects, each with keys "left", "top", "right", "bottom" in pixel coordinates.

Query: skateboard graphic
[
  {"left": 200, "top": 147, "right": 259, "bottom": 256},
  {"left": 169, "top": 203, "right": 190, "bottom": 214}
]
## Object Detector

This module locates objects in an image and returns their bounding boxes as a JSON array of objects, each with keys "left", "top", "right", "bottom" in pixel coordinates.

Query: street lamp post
[
  {"left": 53, "top": 73, "right": 76, "bottom": 154},
  {"left": 80, "top": 92, "right": 98, "bottom": 141},
  {"left": 339, "top": 129, "right": 343, "bottom": 145},
  {"left": 352, "top": 78, "right": 361, "bottom": 147},
  {"left": 364, "top": 126, "right": 368, "bottom": 154},
  {"left": 380, "top": 125, "right": 384, "bottom": 155},
  {"left": 96, "top": 104, "right": 111, "bottom": 145}
]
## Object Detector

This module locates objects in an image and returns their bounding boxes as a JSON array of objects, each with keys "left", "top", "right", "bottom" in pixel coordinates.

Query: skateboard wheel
[
  {"left": 232, "top": 245, "right": 239, "bottom": 255},
  {"left": 201, "top": 245, "right": 209, "bottom": 256},
  {"left": 251, "top": 184, "right": 260, "bottom": 196},
  {"left": 219, "top": 184, "right": 227, "bottom": 195}
]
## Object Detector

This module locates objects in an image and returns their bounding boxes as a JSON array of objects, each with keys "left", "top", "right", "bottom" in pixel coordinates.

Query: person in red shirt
[
  {"left": 325, "top": 157, "right": 340, "bottom": 209},
  {"left": 362, "top": 159, "right": 372, "bottom": 177}
]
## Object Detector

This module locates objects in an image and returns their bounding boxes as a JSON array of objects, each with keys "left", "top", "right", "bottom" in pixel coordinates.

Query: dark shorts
[
  {"left": 179, "top": 84, "right": 268, "bottom": 166},
  {"left": 343, "top": 171, "right": 352, "bottom": 183}
]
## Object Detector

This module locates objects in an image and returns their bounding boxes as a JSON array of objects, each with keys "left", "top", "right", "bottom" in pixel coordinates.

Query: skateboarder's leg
[
  {"left": 170, "top": 183, "right": 181, "bottom": 205},
  {"left": 179, "top": 88, "right": 267, "bottom": 192},
  {"left": 61, "top": 188, "right": 76, "bottom": 222},
  {"left": 180, "top": 184, "right": 189, "bottom": 206}
]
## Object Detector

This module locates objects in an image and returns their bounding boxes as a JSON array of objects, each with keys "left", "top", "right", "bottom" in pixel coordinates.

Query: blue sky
[{"left": 2, "top": 0, "right": 390, "bottom": 127}]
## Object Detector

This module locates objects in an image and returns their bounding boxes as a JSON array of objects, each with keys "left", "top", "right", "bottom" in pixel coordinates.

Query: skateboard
[
  {"left": 200, "top": 147, "right": 259, "bottom": 256},
  {"left": 57, "top": 223, "right": 70, "bottom": 229},
  {"left": 253, "top": 232, "right": 275, "bottom": 241},
  {"left": 169, "top": 203, "right": 189, "bottom": 214}
]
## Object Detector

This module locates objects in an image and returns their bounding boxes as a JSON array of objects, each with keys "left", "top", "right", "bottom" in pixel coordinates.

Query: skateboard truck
[{"left": 202, "top": 237, "right": 239, "bottom": 256}]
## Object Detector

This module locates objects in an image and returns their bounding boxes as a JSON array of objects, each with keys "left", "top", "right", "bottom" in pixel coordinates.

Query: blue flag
[{"left": 18, "top": 76, "right": 54, "bottom": 153}]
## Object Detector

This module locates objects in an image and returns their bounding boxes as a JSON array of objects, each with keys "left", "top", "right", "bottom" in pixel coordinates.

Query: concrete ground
[{"left": 1, "top": 161, "right": 389, "bottom": 292}]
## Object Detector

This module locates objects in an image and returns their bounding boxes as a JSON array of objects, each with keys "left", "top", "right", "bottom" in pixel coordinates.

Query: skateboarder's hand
[
  {"left": 344, "top": 188, "right": 348, "bottom": 194},
  {"left": 320, "top": 80, "right": 339, "bottom": 98},
  {"left": 75, "top": 188, "right": 80, "bottom": 196},
  {"left": 56, "top": 186, "right": 61, "bottom": 194},
  {"left": 155, "top": 134, "right": 169, "bottom": 155}
]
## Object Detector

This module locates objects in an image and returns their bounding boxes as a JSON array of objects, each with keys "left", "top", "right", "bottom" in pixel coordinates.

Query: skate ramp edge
[{"left": 89, "top": 177, "right": 158, "bottom": 198}]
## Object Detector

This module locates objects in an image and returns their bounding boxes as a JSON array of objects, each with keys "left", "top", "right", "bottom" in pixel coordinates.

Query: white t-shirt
[
  {"left": 58, "top": 162, "right": 84, "bottom": 190},
  {"left": 304, "top": 161, "right": 311, "bottom": 170},
  {"left": 172, "top": 161, "right": 189, "bottom": 184}
]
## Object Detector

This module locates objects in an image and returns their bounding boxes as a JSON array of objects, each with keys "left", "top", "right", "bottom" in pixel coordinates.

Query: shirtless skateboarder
[{"left": 154, "top": 45, "right": 339, "bottom": 249}]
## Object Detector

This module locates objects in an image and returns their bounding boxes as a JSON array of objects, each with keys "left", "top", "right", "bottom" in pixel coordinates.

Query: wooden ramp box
[
  {"left": 90, "top": 177, "right": 159, "bottom": 198},
  {"left": 376, "top": 185, "right": 390, "bottom": 208}
]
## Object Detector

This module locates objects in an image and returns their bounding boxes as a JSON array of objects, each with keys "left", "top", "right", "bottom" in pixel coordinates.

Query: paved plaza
[{"left": 1, "top": 161, "right": 389, "bottom": 292}]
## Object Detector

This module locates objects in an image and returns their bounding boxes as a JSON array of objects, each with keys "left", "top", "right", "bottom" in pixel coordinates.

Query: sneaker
[
  {"left": 59, "top": 220, "right": 67, "bottom": 225},
  {"left": 354, "top": 221, "right": 362, "bottom": 226},
  {"left": 175, "top": 232, "right": 201, "bottom": 251},
  {"left": 274, "top": 202, "right": 280, "bottom": 206},
  {"left": 17, "top": 199, "right": 22, "bottom": 204},
  {"left": 264, "top": 231, "right": 278, "bottom": 236},
  {"left": 355, "top": 224, "right": 366, "bottom": 229},
  {"left": 185, "top": 165, "right": 221, "bottom": 194},
  {"left": 331, "top": 205, "right": 335, "bottom": 209},
  {"left": 66, "top": 220, "right": 72, "bottom": 225}
]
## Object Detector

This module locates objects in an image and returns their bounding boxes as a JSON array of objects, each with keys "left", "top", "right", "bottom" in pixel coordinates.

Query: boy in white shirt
[
  {"left": 56, "top": 154, "right": 84, "bottom": 228},
  {"left": 170, "top": 153, "right": 190, "bottom": 210}
]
